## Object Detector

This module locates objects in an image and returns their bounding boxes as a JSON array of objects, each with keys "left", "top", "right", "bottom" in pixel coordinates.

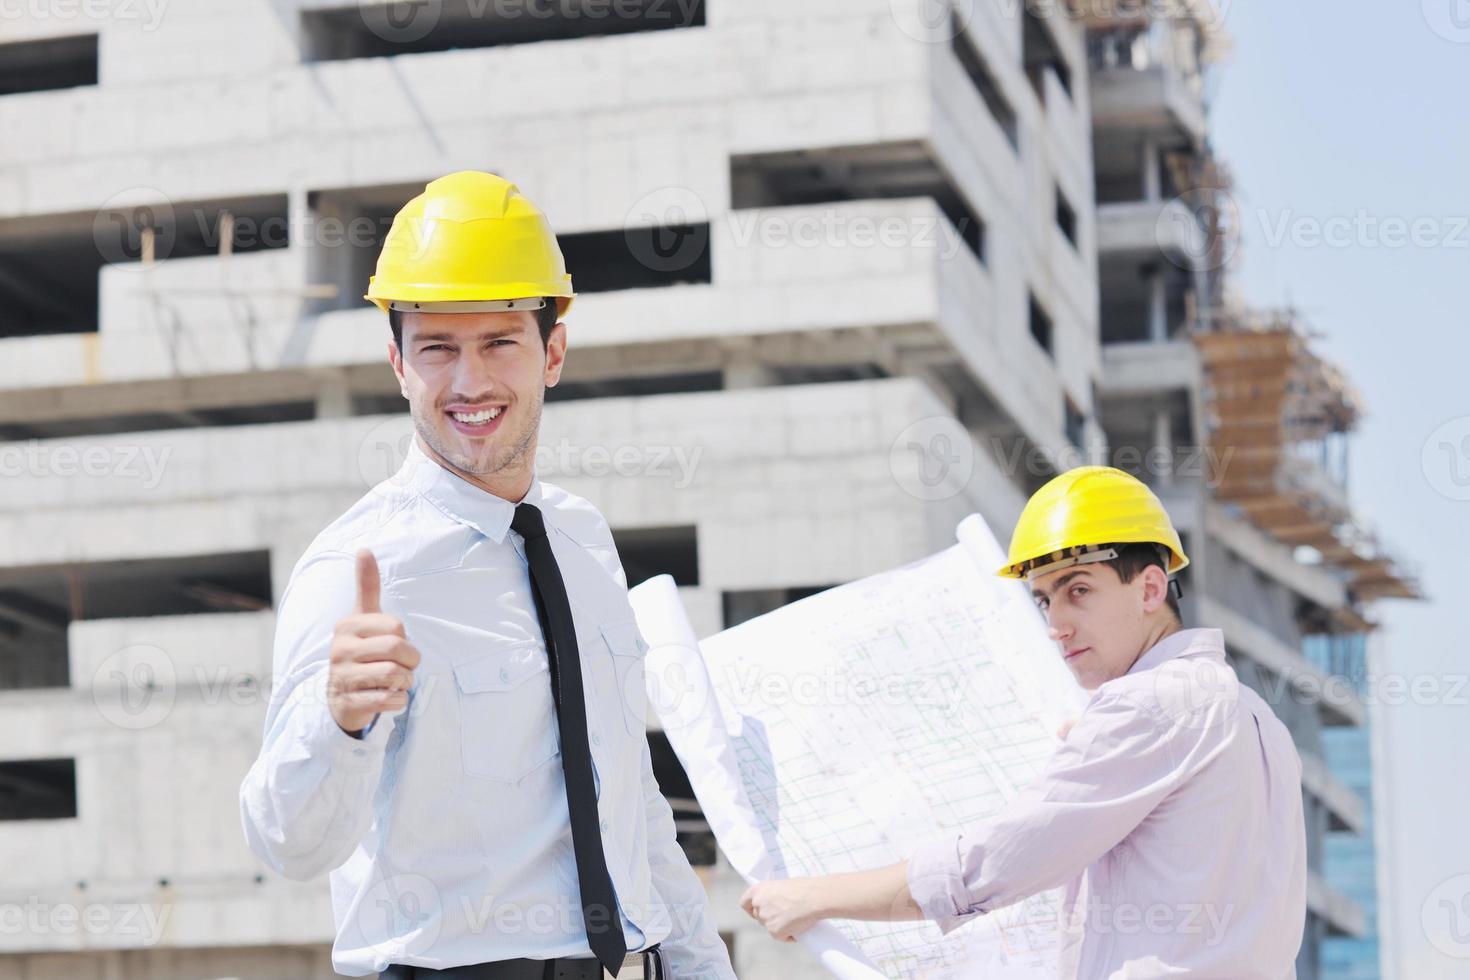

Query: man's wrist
[
  {"left": 817, "top": 863, "right": 920, "bottom": 922},
  {"left": 805, "top": 876, "right": 841, "bottom": 920},
  {"left": 338, "top": 712, "right": 380, "bottom": 740}
]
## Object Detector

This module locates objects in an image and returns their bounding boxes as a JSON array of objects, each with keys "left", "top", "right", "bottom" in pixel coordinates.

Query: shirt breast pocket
[
  {"left": 597, "top": 619, "right": 650, "bottom": 738},
  {"left": 453, "top": 643, "right": 560, "bottom": 782}
]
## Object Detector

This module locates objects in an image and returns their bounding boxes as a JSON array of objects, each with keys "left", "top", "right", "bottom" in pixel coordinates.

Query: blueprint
[{"left": 628, "top": 515, "right": 1088, "bottom": 979}]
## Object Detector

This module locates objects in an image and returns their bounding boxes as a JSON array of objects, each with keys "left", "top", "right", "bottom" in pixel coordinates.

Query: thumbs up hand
[{"left": 327, "top": 549, "right": 421, "bottom": 735}]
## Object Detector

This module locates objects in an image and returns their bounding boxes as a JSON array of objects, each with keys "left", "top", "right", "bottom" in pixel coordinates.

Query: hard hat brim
[{"left": 365, "top": 281, "right": 574, "bottom": 317}]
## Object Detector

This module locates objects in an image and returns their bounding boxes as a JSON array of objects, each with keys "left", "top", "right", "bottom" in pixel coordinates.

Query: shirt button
[
  {"left": 600, "top": 819, "right": 610, "bottom": 833},
  {"left": 591, "top": 733, "right": 602, "bottom": 746},
  {"left": 499, "top": 668, "right": 511, "bottom": 683}
]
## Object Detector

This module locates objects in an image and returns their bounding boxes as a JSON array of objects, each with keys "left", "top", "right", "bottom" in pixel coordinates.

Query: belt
[{"left": 380, "top": 945, "right": 666, "bottom": 980}]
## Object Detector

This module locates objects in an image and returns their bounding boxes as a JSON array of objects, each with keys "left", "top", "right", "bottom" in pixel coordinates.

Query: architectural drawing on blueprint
[{"left": 630, "top": 515, "right": 1088, "bottom": 979}]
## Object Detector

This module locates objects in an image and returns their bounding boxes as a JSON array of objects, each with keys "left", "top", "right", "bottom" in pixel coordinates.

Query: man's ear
[
  {"left": 1139, "top": 564, "right": 1171, "bottom": 614},
  {"left": 544, "top": 320, "right": 568, "bottom": 388},
  {"left": 387, "top": 339, "right": 409, "bottom": 398}
]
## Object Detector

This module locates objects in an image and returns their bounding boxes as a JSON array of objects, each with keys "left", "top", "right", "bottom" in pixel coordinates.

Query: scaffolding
[
  {"left": 1077, "top": 0, "right": 1233, "bottom": 66},
  {"left": 1194, "top": 310, "right": 1421, "bottom": 602}
]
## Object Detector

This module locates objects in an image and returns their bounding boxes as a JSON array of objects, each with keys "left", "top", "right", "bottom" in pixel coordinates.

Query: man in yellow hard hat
[
  {"left": 241, "top": 172, "right": 736, "bottom": 980},
  {"left": 741, "top": 467, "right": 1308, "bottom": 978}
]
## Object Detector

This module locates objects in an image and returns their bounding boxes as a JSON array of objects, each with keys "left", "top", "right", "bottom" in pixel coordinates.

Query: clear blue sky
[{"left": 1208, "top": 2, "right": 1470, "bottom": 975}]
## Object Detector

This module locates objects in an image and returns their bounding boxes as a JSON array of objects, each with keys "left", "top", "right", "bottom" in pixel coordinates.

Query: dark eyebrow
[
  {"left": 1031, "top": 569, "right": 1093, "bottom": 601},
  {"left": 412, "top": 328, "right": 523, "bottom": 344}
]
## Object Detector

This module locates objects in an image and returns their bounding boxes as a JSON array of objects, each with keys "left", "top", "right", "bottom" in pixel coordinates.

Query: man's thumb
[{"left": 355, "top": 548, "right": 381, "bottom": 614}]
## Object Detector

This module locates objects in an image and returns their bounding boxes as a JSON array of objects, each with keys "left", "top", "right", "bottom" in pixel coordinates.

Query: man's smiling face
[{"left": 388, "top": 309, "right": 566, "bottom": 499}]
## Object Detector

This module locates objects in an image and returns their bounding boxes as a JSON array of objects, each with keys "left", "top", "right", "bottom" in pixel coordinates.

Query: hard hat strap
[
  {"left": 1023, "top": 545, "right": 1186, "bottom": 597},
  {"left": 1022, "top": 545, "right": 1119, "bottom": 581},
  {"left": 387, "top": 298, "right": 547, "bottom": 313}
]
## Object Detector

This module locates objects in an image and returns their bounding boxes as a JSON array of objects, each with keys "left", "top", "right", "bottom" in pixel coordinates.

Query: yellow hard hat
[
  {"left": 998, "top": 466, "right": 1189, "bottom": 580},
  {"left": 365, "top": 171, "right": 575, "bottom": 317}
]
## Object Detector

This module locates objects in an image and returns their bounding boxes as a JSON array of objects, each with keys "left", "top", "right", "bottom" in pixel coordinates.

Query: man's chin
[
  {"left": 428, "top": 428, "right": 503, "bottom": 475},
  {"left": 448, "top": 445, "right": 504, "bottom": 476},
  {"left": 1067, "top": 663, "right": 1102, "bottom": 691}
]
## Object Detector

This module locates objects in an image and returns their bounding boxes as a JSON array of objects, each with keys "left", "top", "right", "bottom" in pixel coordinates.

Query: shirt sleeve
[
  {"left": 632, "top": 632, "right": 737, "bottom": 980},
  {"left": 595, "top": 510, "right": 734, "bottom": 976},
  {"left": 238, "top": 550, "right": 396, "bottom": 880},
  {"left": 905, "top": 689, "right": 1224, "bottom": 934}
]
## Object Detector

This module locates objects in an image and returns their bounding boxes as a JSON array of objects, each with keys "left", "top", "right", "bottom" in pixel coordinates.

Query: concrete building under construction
[
  {"left": 1083, "top": 4, "right": 1418, "bottom": 978},
  {"left": 0, "top": 1, "right": 1415, "bottom": 978}
]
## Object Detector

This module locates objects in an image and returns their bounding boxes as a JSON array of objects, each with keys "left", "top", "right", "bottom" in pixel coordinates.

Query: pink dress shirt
[{"left": 907, "top": 627, "right": 1307, "bottom": 978}]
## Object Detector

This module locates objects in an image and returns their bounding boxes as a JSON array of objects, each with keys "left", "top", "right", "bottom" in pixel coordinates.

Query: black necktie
[{"left": 511, "top": 502, "right": 627, "bottom": 977}]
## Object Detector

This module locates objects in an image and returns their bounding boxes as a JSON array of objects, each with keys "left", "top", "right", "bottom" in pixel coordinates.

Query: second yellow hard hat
[{"left": 999, "top": 466, "right": 1189, "bottom": 580}]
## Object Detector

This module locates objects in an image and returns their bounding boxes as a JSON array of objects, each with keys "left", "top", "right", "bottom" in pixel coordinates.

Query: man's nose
[
  {"left": 1047, "top": 611, "right": 1073, "bottom": 643},
  {"left": 452, "top": 352, "right": 499, "bottom": 396}
]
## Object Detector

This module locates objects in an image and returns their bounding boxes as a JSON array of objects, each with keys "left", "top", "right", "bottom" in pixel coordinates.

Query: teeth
[{"left": 451, "top": 407, "right": 502, "bottom": 424}]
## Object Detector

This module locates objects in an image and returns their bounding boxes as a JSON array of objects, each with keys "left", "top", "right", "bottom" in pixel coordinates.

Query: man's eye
[
  {"left": 422, "top": 344, "right": 450, "bottom": 352},
  {"left": 1070, "top": 586, "right": 1088, "bottom": 600}
]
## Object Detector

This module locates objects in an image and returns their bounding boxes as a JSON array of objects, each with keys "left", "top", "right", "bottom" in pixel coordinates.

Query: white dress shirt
[
  {"left": 907, "top": 628, "right": 1307, "bottom": 979},
  {"left": 239, "top": 436, "right": 735, "bottom": 978}
]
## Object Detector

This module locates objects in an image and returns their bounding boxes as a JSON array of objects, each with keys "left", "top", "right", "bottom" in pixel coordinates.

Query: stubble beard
[{"left": 414, "top": 388, "right": 544, "bottom": 483}]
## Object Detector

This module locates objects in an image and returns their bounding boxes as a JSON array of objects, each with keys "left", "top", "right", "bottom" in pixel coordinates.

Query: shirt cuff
[
  {"left": 303, "top": 671, "right": 393, "bottom": 767},
  {"left": 907, "top": 831, "right": 982, "bottom": 935}
]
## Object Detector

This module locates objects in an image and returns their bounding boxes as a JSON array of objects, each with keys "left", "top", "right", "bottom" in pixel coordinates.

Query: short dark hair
[
  {"left": 1100, "top": 542, "right": 1183, "bottom": 622},
  {"left": 389, "top": 298, "right": 559, "bottom": 351}
]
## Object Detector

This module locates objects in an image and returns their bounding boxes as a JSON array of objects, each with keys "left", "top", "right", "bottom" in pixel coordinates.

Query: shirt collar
[
  {"left": 395, "top": 435, "right": 544, "bottom": 544},
  {"left": 1126, "top": 627, "right": 1226, "bottom": 677}
]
